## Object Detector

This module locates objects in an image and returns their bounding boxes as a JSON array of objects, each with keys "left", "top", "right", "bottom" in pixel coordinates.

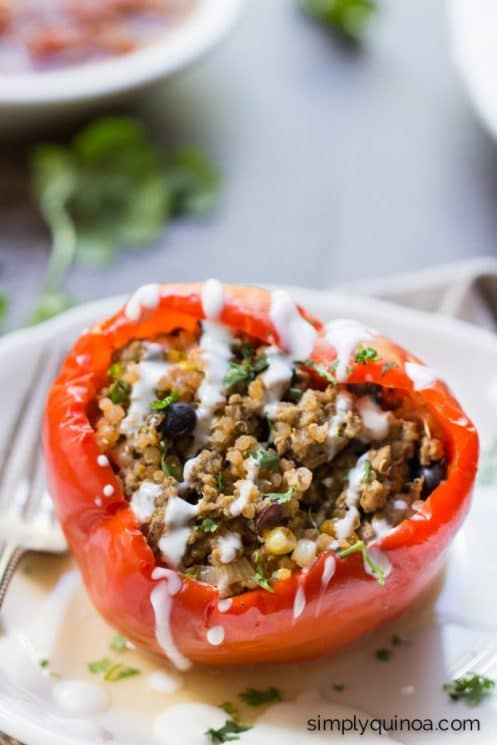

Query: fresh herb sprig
[
  {"left": 354, "top": 345, "right": 380, "bottom": 364},
  {"left": 263, "top": 487, "right": 295, "bottom": 504},
  {"left": 338, "top": 540, "right": 386, "bottom": 586},
  {"left": 199, "top": 517, "right": 220, "bottom": 534},
  {"left": 443, "top": 674, "right": 495, "bottom": 706},
  {"left": 205, "top": 719, "right": 251, "bottom": 743},
  {"left": 251, "top": 565, "right": 274, "bottom": 593},
  {"left": 30, "top": 116, "right": 220, "bottom": 324},
  {"left": 224, "top": 354, "right": 268, "bottom": 387},
  {"left": 239, "top": 686, "right": 281, "bottom": 707},
  {"left": 251, "top": 449, "right": 280, "bottom": 473},
  {"left": 299, "top": 0, "right": 377, "bottom": 42},
  {"left": 88, "top": 656, "right": 139, "bottom": 682},
  {"left": 298, "top": 359, "right": 337, "bottom": 385},
  {"left": 151, "top": 389, "right": 179, "bottom": 410}
]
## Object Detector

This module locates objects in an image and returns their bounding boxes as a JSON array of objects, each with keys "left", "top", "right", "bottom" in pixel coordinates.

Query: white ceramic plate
[
  {"left": 1, "top": 286, "right": 497, "bottom": 745},
  {"left": 0, "top": 0, "right": 245, "bottom": 106},
  {"left": 448, "top": 0, "right": 497, "bottom": 137}
]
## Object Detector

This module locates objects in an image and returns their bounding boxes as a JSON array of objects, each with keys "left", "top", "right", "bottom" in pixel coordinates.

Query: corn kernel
[
  {"left": 292, "top": 539, "right": 317, "bottom": 568},
  {"left": 264, "top": 527, "right": 297, "bottom": 555},
  {"left": 272, "top": 568, "right": 292, "bottom": 581},
  {"left": 320, "top": 519, "right": 336, "bottom": 537}
]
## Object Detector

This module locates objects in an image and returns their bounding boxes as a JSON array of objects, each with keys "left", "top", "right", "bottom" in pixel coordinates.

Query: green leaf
[
  {"left": 151, "top": 390, "right": 179, "bottom": 410},
  {"left": 110, "top": 634, "right": 128, "bottom": 652},
  {"left": 89, "top": 656, "right": 139, "bottom": 681},
  {"left": 443, "top": 674, "right": 495, "bottom": 706},
  {"left": 199, "top": 517, "right": 219, "bottom": 534},
  {"left": 299, "top": 0, "right": 377, "bottom": 41},
  {"left": 205, "top": 719, "right": 251, "bottom": 743},
  {"left": 298, "top": 359, "right": 336, "bottom": 385},
  {"left": 263, "top": 487, "right": 295, "bottom": 504},
  {"left": 354, "top": 345, "right": 380, "bottom": 365},
  {"left": 221, "top": 701, "right": 240, "bottom": 722},
  {"left": 216, "top": 472, "right": 225, "bottom": 491},
  {"left": 251, "top": 565, "right": 274, "bottom": 593},
  {"left": 109, "top": 379, "right": 131, "bottom": 405},
  {"left": 338, "top": 540, "right": 386, "bottom": 586},
  {"left": 239, "top": 686, "right": 281, "bottom": 707},
  {"left": 250, "top": 449, "right": 280, "bottom": 473},
  {"left": 375, "top": 648, "right": 392, "bottom": 662},
  {"left": 88, "top": 657, "right": 113, "bottom": 675},
  {"left": 168, "top": 147, "right": 221, "bottom": 218},
  {"left": 224, "top": 354, "right": 268, "bottom": 388},
  {"left": 0, "top": 294, "right": 8, "bottom": 326}
]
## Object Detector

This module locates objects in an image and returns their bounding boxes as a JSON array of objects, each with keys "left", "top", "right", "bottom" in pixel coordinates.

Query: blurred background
[{"left": 0, "top": 0, "right": 496, "bottom": 330}]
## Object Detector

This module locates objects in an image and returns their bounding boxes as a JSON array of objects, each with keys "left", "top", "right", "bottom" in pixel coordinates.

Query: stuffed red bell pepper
[{"left": 43, "top": 280, "right": 478, "bottom": 667}]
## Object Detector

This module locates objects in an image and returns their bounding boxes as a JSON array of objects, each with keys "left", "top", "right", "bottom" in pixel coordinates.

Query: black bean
[
  {"left": 255, "top": 503, "right": 283, "bottom": 534},
  {"left": 418, "top": 460, "right": 447, "bottom": 498},
  {"left": 160, "top": 403, "right": 197, "bottom": 439}
]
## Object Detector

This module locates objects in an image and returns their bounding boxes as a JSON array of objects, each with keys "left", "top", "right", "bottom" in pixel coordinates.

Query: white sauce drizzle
[
  {"left": 372, "top": 516, "right": 394, "bottom": 538},
  {"left": 52, "top": 680, "right": 110, "bottom": 716},
  {"left": 293, "top": 583, "right": 306, "bottom": 621},
  {"left": 193, "top": 321, "right": 233, "bottom": 450},
  {"left": 147, "top": 670, "right": 183, "bottom": 695},
  {"left": 393, "top": 498, "right": 407, "bottom": 510},
  {"left": 357, "top": 396, "right": 390, "bottom": 441},
  {"left": 130, "top": 480, "right": 162, "bottom": 523},
  {"left": 154, "top": 703, "right": 227, "bottom": 745},
  {"left": 405, "top": 361, "right": 440, "bottom": 390},
  {"left": 231, "top": 457, "right": 259, "bottom": 516},
  {"left": 269, "top": 289, "right": 317, "bottom": 359},
  {"left": 102, "top": 484, "right": 114, "bottom": 497},
  {"left": 324, "top": 319, "right": 376, "bottom": 382},
  {"left": 201, "top": 278, "right": 225, "bottom": 320},
  {"left": 261, "top": 346, "right": 294, "bottom": 419},
  {"left": 97, "top": 454, "right": 109, "bottom": 467},
  {"left": 322, "top": 554, "right": 336, "bottom": 588},
  {"left": 217, "top": 597, "right": 233, "bottom": 613},
  {"left": 218, "top": 533, "right": 242, "bottom": 563},
  {"left": 158, "top": 497, "right": 198, "bottom": 568},
  {"left": 120, "top": 358, "right": 170, "bottom": 435},
  {"left": 125, "top": 283, "right": 160, "bottom": 321},
  {"left": 206, "top": 625, "right": 225, "bottom": 646},
  {"left": 327, "top": 392, "right": 352, "bottom": 458},
  {"left": 94, "top": 496, "right": 102, "bottom": 507},
  {"left": 334, "top": 452, "right": 370, "bottom": 541},
  {"left": 150, "top": 568, "right": 191, "bottom": 671}
]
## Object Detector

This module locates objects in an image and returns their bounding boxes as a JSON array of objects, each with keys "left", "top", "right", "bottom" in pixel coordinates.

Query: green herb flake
[
  {"left": 354, "top": 345, "right": 380, "bottom": 365},
  {"left": 362, "top": 459, "right": 373, "bottom": 483},
  {"left": 299, "top": 0, "right": 377, "bottom": 42},
  {"left": 332, "top": 683, "right": 345, "bottom": 692},
  {"left": 205, "top": 719, "right": 251, "bottom": 743},
  {"left": 443, "top": 674, "right": 495, "bottom": 706},
  {"left": 39, "top": 659, "right": 49, "bottom": 668},
  {"left": 337, "top": 540, "right": 386, "bottom": 586},
  {"left": 251, "top": 566, "right": 274, "bottom": 593},
  {"left": 250, "top": 449, "right": 280, "bottom": 473},
  {"left": 224, "top": 354, "right": 268, "bottom": 388},
  {"left": 109, "top": 379, "right": 131, "bottom": 404},
  {"left": 216, "top": 472, "right": 225, "bottom": 491},
  {"left": 199, "top": 517, "right": 220, "bottom": 534},
  {"left": 151, "top": 389, "right": 179, "bottom": 410},
  {"left": 108, "top": 362, "right": 123, "bottom": 379},
  {"left": 263, "top": 487, "right": 295, "bottom": 505},
  {"left": 239, "top": 686, "right": 281, "bottom": 707},
  {"left": 381, "top": 360, "right": 398, "bottom": 376},
  {"left": 162, "top": 461, "right": 180, "bottom": 479},
  {"left": 88, "top": 657, "right": 113, "bottom": 675},
  {"left": 375, "top": 648, "right": 392, "bottom": 662},
  {"left": 392, "top": 633, "right": 408, "bottom": 646},
  {"left": 89, "top": 656, "right": 139, "bottom": 682},
  {"left": 110, "top": 634, "right": 128, "bottom": 652},
  {"left": 221, "top": 701, "right": 240, "bottom": 722},
  {"left": 298, "top": 359, "right": 336, "bottom": 385}
]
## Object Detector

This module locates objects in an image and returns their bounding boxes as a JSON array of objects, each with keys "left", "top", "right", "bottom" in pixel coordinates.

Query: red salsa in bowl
[{"left": 0, "top": 0, "right": 196, "bottom": 73}]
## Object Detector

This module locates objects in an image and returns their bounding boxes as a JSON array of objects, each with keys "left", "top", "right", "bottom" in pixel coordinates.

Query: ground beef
[{"left": 92, "top": 325, "right": 446, "bottom": 596}]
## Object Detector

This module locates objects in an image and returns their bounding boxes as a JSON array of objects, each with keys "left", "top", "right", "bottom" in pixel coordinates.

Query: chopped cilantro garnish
[
  {"left": 199, "top": 517, "right": 219, "bottom": 534},
  {"left": 443, "top": 674, "right": 495, "bottom": 705},
  {"left": 332, "top": 683, "right": 345, "bottom": 692},
  {"left": 109, "top": 379, "right": 131, "bottom": 404},
  {"left": 239, "top": 686, "right": 281, "bottom": 707},
  {"left": 354, "top": 345, "right": 380, "bottom": 365},
  {"left": 375, "top": 648, "right": 392, "bottom": 662},
  {"left": 224, "top": 354, "right": 268, "bottom": 387},
  {"left": 221, "top": 701, "right": 240, "bottom": 721},
  {"left": 362, "top": 459, "right": 373, "bottom": 483},
  {"left": 263, "top": 487, "right": 295, "bottom": 504},
  {"left": 151, "top": 389, "right": 179, "bottom": 410},
  {"left": 251, "top": 449, "right": 280, "bottom": 473},
  {"left": 110, "top": 634, "right": 128, "bottom": 652},
  {"left": 162, "top": 460, "right": 180, "bottom": 479},
  {"left": 381, "top": 360, "right": 398, "bottom": 376},
  {"left": 251, "top": 565, "right": 274, "bottom": 593},
  {"left": 298, "top": 359, "right": 336, "bottom": 384},
  {"left": 39, "top": 659, "right": 49, "bottom": 668},
  {"left": 338, "top": 540, "right": 386, "bottom": 586},
  {"left": 299, "top": 0, "right": 377, "bottom": 42},
  {"left": 88, "top": 657, "right": 139, "bottom": 681},
  {"left": 108, "top": 362, "right": 123, "bottom": 378},
  {"left": 216, "top": 472, "right": 225, "bottom": 491},
  {"left": 205, "top": 719, "right": 251, "bottom": 743}
]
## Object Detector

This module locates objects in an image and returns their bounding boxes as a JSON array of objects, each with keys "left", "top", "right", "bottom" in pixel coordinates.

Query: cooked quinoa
[{"left": 93, "top": 324, "right": 447, "bottom": 596}]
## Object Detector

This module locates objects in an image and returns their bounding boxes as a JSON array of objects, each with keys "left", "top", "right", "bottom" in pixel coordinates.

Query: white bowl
[{"left": 0, "top": 0, "right": 245, "bottom": 130}]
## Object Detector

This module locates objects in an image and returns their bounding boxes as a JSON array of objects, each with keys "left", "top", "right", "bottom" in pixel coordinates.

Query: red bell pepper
[{"left": 43, "top": 283, "right": 478, "bottom": 666}]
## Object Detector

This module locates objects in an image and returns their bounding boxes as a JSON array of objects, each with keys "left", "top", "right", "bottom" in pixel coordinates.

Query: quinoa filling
[{"left": 93, "top": 323, "right": 446, "bottom": 596}]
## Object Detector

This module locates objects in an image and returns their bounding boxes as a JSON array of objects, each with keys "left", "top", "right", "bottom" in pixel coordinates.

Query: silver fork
[{"left": 0, "top": 347, "right": 67, "bottom": 610}]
